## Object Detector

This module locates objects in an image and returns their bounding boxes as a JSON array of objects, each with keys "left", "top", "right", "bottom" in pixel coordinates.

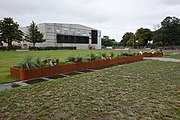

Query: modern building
[{"left": 20, "top": 23, "right": 101, "bottom": 50}]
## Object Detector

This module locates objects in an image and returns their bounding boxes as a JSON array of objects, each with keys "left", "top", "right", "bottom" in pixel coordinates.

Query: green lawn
[
  {"left": 0, "top": 50, "right": 125, "bottom": 84},
  {"left": 0, "top": 60, "right": 179, "bottom": 119},
  {"left": 167, "top": 53, "right": 180, "bottom": 59}
]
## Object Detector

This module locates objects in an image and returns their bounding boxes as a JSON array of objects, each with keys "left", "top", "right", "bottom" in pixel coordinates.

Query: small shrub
[
  {"left": 95, "top": 54, "right": 103, "bottom": 61},
  {"left": 121, "top": 52, "right": 129, "bottom": 56},
  {"left": 35, "top": 58, "right": 47, "bottom": 67},
  {"left": 67, "top": 56, "right": 76, "bottom": 62},
  {"left": 101, "top": 53, "right": 107, "bottom": 58},
  {"left": 121, "top": 52, "right": 135, "bottom": 56},
  {"left": 114, "top": 54, "right": 123, "bottom": 59},
  {"left": 67, "top": 55, "right": 83, "bottom": 63},
  {"left": 110, "top": 52, "right": 115, "bottom": 58},
  {"left": 86, "top": 53, "right": 96, "bottom": 61},
  {"left": 14, "top": 56, "right": 39, "bottom": 69},
  {"left": 74, "top": 56, "right": 83, "bottom": 63}
]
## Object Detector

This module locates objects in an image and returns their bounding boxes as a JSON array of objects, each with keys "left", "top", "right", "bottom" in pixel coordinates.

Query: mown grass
[
  {"left": 168, "top": 53, "right": 180, "bottom": 59},
  {"left": 0, "top": 50, "right": 125, "bottom": 84},
  {"left": 0, "top": 60, "right": 179, "bottom": 119}
]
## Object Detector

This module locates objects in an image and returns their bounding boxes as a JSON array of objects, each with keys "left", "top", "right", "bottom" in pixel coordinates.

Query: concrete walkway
[{"left": 144, "top": 57, "right": 180, "bottom": 62}]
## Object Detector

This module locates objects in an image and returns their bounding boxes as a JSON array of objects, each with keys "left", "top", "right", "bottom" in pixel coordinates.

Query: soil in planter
[
  {"left": 64, "top": 72, "right": 82, "bottom": 76},
  {"left": 24, "top": 78, "right": 48, "bottom": 85},
  {"left": 46, "top": 74, "right": 66, "bottom": 79},
  {"left": 11, "top": 83, "right": 21, "bottom": 88}
]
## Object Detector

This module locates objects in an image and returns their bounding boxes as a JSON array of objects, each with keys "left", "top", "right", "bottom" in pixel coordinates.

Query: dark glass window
[
  {"left": 57, "top": 34, "right": 89, "bottom": 44},
  {"left": 91, "top": 30, "right": 98, "bottom": 44}
]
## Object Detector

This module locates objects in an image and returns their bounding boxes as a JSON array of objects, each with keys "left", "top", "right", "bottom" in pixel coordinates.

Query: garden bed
[
  {"left": 10, "top": 55, "right": 143, "bottom": 80},
  {"left": 142, "top": 53, "right": 163, "bottom": 57}
]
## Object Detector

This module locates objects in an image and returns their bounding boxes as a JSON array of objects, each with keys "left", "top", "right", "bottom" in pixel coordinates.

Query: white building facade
[{"left": 20, "top": 23, "right": 101, "bottom": 50}]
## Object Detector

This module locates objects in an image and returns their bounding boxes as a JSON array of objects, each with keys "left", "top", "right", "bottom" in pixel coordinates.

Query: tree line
[
  {"left": 102, "top": 16, "right": 180, "bottom": 48},
  {"left": 0, "top": 17, "right": 44, "bottom": 48}
]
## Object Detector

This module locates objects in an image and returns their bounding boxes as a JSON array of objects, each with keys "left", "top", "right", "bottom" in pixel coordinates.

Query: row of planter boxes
[
  {"left": 10, "top": 53, "right": 163, "bottom": 80},
  {"left": 143, "top": 53, "right": 163, "bottom": 57}
]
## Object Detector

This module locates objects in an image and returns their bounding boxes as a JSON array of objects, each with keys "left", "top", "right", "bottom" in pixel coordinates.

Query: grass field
[
  {"left": 0, "top": 50, "right": 125, "bottom": 84},
  {"left": 0, "top": 60, "right": 179, "bottom": 119},
  {"left": 166, "top": 53, "right": 180, "bottom": 59}
]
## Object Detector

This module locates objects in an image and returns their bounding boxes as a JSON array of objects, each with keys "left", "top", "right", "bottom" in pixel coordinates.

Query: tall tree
[
  {"left": 160, "top": 16, "right": 180, "bottom": 46},
  {"left": 25, "top": 21, "right": 45, "bottom": 47},
  {"left": 135, "top": 28, "right": 152, "bottom": 46},
  {"left": 0, "top": 17, "right": 23, "bottom": 47},
  {"left": 101, "top": 36, "right": 114, "bottom": 47},
  {"left": 120, "top": 32, "right": 134, "bottom": 46}
]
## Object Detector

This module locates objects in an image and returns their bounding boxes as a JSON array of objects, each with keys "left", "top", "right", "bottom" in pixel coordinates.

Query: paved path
[{"left": 144, "top": 57, "right": 180, "bottom": 62}]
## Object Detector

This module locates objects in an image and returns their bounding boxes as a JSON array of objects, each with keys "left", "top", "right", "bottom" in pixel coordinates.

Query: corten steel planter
[
  {"left": 10, "top": 55, "right": 143, "bottom": 80},
  {"left": 143, "top": 53, "right": 163, "bottom": 57}
]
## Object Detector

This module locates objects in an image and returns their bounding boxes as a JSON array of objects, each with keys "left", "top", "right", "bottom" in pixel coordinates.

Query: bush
[
  {"left": 67, "top": 55, "right": 83, "bottom": 63},
  {"left": 121, "top": 52, "right": 135, "bottom": 56},
  {"left": 86, "top": 53, "right": 96, "bottom": 61},
  {"left": 34, "top": 58, "right": 47, "bottom": 67},
  {"left": 113, "top": 54, "right": 123, "bottom": 59},
  {"left": 14, "top": 56, "right": 39, "bottom": 69}
]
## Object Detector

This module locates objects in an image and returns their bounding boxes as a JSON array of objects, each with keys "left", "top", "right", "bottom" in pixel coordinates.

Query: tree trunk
[
  {"left": 7, "top": 40, "right": 12, "bottom": 49},
  {"left": 33, "top": 43, "right": 35, "bottom": 48}
]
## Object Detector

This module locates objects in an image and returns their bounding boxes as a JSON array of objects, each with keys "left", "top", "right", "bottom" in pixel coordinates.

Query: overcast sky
[{"left": 0, "top": 0, "right": 180, "bottom": 41}]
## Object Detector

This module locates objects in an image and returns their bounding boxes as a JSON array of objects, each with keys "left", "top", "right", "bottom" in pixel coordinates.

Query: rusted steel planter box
[
  {"left": 143, "top": 53, "right": 163, "bottom": 57},
  {"left": 10, "top": 55, "right": 143, "bottom": 80}
]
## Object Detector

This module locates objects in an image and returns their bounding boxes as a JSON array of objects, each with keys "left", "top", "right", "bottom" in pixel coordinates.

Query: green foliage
[
  {"left": 25, "top": 21, "right": 45, "bottom": 47},
  {"left": 67, "top": 56, "right": 75, "bottom": 62},
  {"left": 101, "top": 53, "right": 107, "bottom": 58},
  {"left": 86, "top": 53, "right": 96, "bottom": 61},
  {"left": 34, "top": 58, "right": 47, "bottom": 67},
  {"left": 94, "top": 54, "right": 102, "bottom": 61},
  {"left": 120, "top": 32, "right": 134, "bottom": 46},
  {"left": 121, "top": 16, "right": 180, "bottom": 47},
  {"left": 101, "top": 36, "right": 119, "bottom": 47},
  {"left": 113, "top": 54, "right": 123, "bottom": 59},
  {"left": 74, "top": 56, "right": 83, "bottom": 62},
  {"left": 110, "top": 52, "right": 114, "bottom": 58},
  {"left": 153, "top": 16, "right": 180, "bottom": 46},
  {"left": 67, "top": 55, "right": 83, "bottom": 63},
  {"left": 135, "top": 27, "right": 152, "bottom": 46},
  {"left": 0, "top": 17, "right": 23, "bottom": 47},
  {"left": 121, "top": 52, "right": 135, "bottom": 56},
  {"left": 14, "top": 56, "right": 39, "bottom": 69}
]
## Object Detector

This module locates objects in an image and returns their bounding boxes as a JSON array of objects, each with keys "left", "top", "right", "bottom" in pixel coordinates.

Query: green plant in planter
[
  {"left": 121, "top": 52, "right": 135, "bottom": 56},
  {"left": 121, "top": 52, "right": 129, "bottom": 56},
  {"left": 35, "top": 58, "right": 47, "bottom": 67},
  {"left": 86, "top": 53, "right": 96, "bottom": 61},
  {"left": 95, "top": 54, "right": 102, "bottom": 61},
  {"left": 74, "top": 55, "right": 83, "bottom": 63},
  {"left": 110, "top": 52, "right": 115, "bottom": 58},
  {"left": 114, "top": 54, "right": 123, "bottom": 59},
  {"left": 67, "top": 55, "right": 83, "bottom": 63},
  {"left": 128, "top": 52, "right": 136, "bottom": 56},
  {"left": 14, "top": 56, "right": 39, "bottom": 69},
  {"left": 67, "top": 56, "right": 76, "bottom": 62},
  {"left": 101, "top": 53, "right": 107, "bottom": 58}
]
